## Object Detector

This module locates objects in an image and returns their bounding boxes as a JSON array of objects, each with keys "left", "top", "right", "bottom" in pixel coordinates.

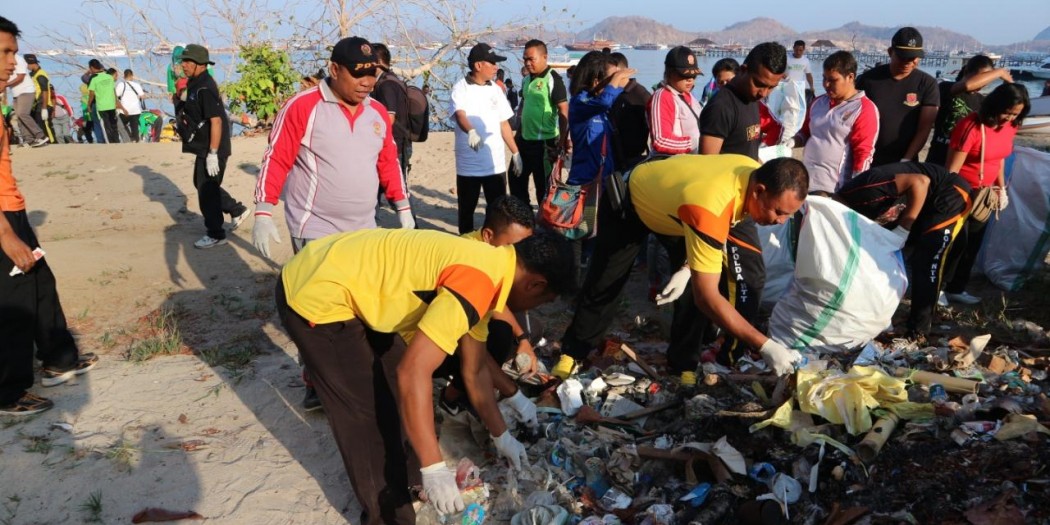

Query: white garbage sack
[
  {"left": 758, "top": 80, "right": 806, "bottom": 163},
  {"left": 769, "top": 196, "right": 909, "bottom": 353},
  {"left": 978, "top": 147, "right": 1050, "bottom": 291},
  {"left": 758, "top": 214, "right": 800, "bottom": 311}
]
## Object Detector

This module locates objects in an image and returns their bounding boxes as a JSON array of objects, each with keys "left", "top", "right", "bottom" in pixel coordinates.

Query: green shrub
[{"left": 224, "top": 44, "right": 299, "bottom": 124}]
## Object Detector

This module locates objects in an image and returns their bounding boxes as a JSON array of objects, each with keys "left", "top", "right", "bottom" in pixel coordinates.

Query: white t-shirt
[
  {"left": 786, "top": 55, "right": 812, "bottom": 86},
  {"left": 9, "top": 55, "right": 35, "bottom": 97},
  {"left": 116, "top": 80, "right": 144, "bottom": 115},
  {"left": 450, "top": 76, "right": 513, "bottom": 177}
]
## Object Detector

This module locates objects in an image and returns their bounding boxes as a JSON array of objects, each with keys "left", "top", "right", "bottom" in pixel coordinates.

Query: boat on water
[
  {"left": 633, "top": 43, "right": 667, "bottom": 51},
  {"left": 75, "top": 43, "right": 129, "bottom": 57},
  {"left": 565, "top": 38, "right": 619, "bottom": 52},
  {"left": 504, "top": 38, "right": 530, "bottom": 50},
  {"left": 35, "top": 49, "right": 62, "bottom": 57},
  {"left": 1011, "top": 57, "right": 1050, "bottom": 81},
  {"left": 548, "top": 52, "right": 582, "bottom": 71},
  {"left": 1018, "top": 96, "right": 1050, "bottom": 135}
]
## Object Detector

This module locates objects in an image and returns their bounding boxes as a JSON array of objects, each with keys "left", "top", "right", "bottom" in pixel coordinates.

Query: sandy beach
[{"left": 0, "top": 132, "right": 506, "bottom": 524}]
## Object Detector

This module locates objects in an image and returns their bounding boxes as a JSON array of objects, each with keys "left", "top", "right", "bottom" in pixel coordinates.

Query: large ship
[
  {"left": 565, "top": 37, "right": 620, "bottom": 52},
  {"left": 633, "top": 43, "right": 667, "bottom": 51},
  {"left": 74, "top": 43, "right": 129, "bottom": 57}
]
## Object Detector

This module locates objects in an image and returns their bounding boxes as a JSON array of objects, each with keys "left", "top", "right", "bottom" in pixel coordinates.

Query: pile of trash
[{"left": 423, "top": 327, "right": 1050, "bottom": 524}]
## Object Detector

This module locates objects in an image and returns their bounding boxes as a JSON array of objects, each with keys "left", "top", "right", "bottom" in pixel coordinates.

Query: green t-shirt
[
  {"left": 520, "top": 67, "right": 567, "bottom": 141},
  {"left": 88, "top": 73, "right": 117, "bottom": 111}
]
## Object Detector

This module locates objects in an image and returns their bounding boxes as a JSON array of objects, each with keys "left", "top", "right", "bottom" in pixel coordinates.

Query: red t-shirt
[{"left": 949, "top": 113, "right": 1017, "bottom": 188}]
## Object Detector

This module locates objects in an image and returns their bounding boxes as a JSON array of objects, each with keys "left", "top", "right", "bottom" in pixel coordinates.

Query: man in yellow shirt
[
  {"left": 556, "top": 155, "right": 808, "bottom": 380},
  {"left": 277, "top": 228, "right": 574, "bottom": 520}
]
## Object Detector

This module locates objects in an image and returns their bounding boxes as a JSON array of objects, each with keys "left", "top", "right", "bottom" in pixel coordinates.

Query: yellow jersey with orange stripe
[
  {"left": 629, "top": 154, "right": 759, "bottom": 273},
  {"left": 281, "top": 229, "right": 516, "bottom": 354}
]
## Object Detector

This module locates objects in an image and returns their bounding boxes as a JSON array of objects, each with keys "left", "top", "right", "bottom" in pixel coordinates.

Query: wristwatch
[{"left": 515, "top": 332, "right": 530, "bottom": 344}]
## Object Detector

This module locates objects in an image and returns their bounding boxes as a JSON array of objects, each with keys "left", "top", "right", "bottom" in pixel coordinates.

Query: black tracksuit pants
[
  {"left": 0, "top": 211, "right": 80, "bottom": 405},
  {"left": 192, "top": 155, "right": 246, "bottom": 240},
  {"left": 560, "top": 192, "right": 765, "bottom": 373},
  {"left": 510, "top": 137, "right": 557, "bottom": 207}
]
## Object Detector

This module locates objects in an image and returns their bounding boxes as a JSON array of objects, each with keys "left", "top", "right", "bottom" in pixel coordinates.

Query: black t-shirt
[
  {"left": 610, "top": 79, "right": 652, "bottom": 170},
  {"left": 838, "top": 161, "right": 968, "bottom": 226},
  {"left": 856, "top": 64, "right": 939, "bottom": 166},
  {"left": 925, "top": 81, "right": 983, "bottom": 166},
  {"left": 699, "top": 84, "right": 760, "bottom": 161},
  {"left": 179, "top": 71, "right": 231, "bottom": 157},
  {"left": 373, "top": 71, "right": 410, "bottom": 150}
]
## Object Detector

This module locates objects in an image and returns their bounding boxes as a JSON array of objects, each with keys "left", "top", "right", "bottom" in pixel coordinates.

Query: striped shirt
[
  {"left": 255, "top": 80, "right": 408, "bottom": 240},
  {"left": 802, "top": 92, "right": 879, "bottom": 194},
  {"left": 648, "top": 84, "right": 701, "bottom": 155}
]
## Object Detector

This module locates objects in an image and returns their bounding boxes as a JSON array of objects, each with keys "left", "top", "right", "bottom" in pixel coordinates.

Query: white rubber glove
[
  {"left": 252, "top": 203, "right": 282, "bottom": 259},
  {"left": 467, "top": 129, "right": 483, "bottom": 151},
  {"left": 655, "top": 266, "right": 691, "bottom": 306},
  {"left": 510, "top": 152, "right": 523, "bottom": 175},
  {"left": 41, "top": 108, "right": 49, "bottom": 120},
  {"left": 994, "top": 186, "right": 1009, "bottom": 211},
  {"left": 491, "top": 430, "right": 528, "bottom": 470},
  {"left": 206, "top": 152, "right": 220, "bottom": 177},
  {"left": 759, "top": 338, "right": 803, "bottom": 376},
  {"left": 780, "top": 137, "right": 795, "bottom": 149},
  {"left": 420, "top": 462, "right": 464, "bottom": 515},
  {"left": 500, "top": 389, "right": 538, "bottom": 430},
  {"left": 398, "top": 208, "right": 415, "bottom": 229},
  {"left": 890, "top": 225, "right": 910, "bottom": 248}
]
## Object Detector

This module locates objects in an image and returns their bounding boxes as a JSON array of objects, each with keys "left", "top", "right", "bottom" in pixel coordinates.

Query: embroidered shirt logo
[{"left": 904, "top": 93, "right": 919, "bottom": 107}]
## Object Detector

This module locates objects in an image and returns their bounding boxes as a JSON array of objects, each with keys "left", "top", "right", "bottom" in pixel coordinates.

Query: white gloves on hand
[
  {"left": 491, "top": 431, "right": 529, "bottom": 470},
  {"left": 41, "top": 108, "right": 49, "bottom": 120},
  {"left": 994, "top": 186, "right": 1009, "bottom": 211},
  {"left": 252, "top": 203, "right": 282, "bottom": 259},
  {"left": 655, "top": 266, "right": 691, "bottom": 306},
  {"left": 890, "top": 225, "right": 910, "bottom": 248},
  {"left": 398, "top": 209, "right": 416, "bottom": 229},
  {"left": 420, "top": 462, "right": 464, "bottom": 515},
  {"left": 510, "top": 152, "right": 523, "bottom": 175},
  {"left": 206, "top": 152, "right": 220, "bottom": 177},
  {"left": 759, "top": 338, "right": 803, "bottom": 376},
  {"left": 500, "top": 389, "right": 538, "bottom": 430},
  {"left": 467, "top": 129, "right": 483, "bottom": 151},
  {"left": 781, "top": 137, "right": 796, "bottom": 149}
]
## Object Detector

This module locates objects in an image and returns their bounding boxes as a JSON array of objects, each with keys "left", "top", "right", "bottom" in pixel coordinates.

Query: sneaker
[
  {"left": 193, "top": 235, "right": 228, "bottom": 249},
  {"left": 0, "top": 392, "right": 54, "bottom": 416},
  {"left": 41, "top": 353, "right": 99, "bottom": 387},
  {"left": 302, "top": 386, "right": 323, "bottom": 412},
  {"left": 230, "top": 208, "right": 250, "bottom": 231},
  {"left": 937, "top": 291, "right": 949, "bottom": 307},
  {"left": 30, "top": 138, "right": 49, "bottom": 148},
  {"left": 945, "top": 291, "right": 981, "bottom": 305}
]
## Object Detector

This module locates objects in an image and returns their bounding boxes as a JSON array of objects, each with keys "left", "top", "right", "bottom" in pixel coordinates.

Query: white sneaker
[
  {"left": 30, "top": 138, "right": 49, "bottom": 148},
  {"left": 230, "top": 209, "right": 250, "bottom": 231},
  {"left": 937, "top": 292, "right": 949, "bottom": 307},
  {"left": 193, "top": 235, "right": 228, "bottom": 249},
  {"left": 945, "top": 291, "right": 981, "bottom": 305}
]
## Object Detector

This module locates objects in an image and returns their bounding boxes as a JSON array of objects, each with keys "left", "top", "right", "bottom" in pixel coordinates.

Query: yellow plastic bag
[{"left": 797, "top": 366, "right": 908, "bottom": 435}]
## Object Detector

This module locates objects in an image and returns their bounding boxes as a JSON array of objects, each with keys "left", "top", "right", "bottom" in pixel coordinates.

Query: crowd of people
[{"left": 0, "top": 14, "right": 1036, "bottom": 524}]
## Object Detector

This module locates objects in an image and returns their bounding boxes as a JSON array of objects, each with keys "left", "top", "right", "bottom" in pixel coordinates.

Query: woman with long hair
[
  {"left": 941, "top": 83, "right": 1030, "bottom": 304},
  {"left": 926, "top": 55, "right": 1014, "bottom": 165}
]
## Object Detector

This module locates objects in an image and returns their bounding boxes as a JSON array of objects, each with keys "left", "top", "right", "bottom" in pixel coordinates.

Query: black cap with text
[
  {"left": 331, "top": 37, "right": 384, "bottom": 71},
  {"left": 468, "top": 43, "right": 507, "bottom": 65},
  {"left": 891, "top": 27, "right": 925, "bottom": 59}
]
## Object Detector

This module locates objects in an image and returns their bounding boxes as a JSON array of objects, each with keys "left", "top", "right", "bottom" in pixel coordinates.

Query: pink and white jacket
[{"left": 801, "top": 91, "right": 879, "bottom": 194}]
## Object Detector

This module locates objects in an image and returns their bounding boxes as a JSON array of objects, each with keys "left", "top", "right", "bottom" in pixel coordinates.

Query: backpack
[
  {"left": 404, "top": 84, "right": 429, "bottom": 142},
  {"left": 379, "top": 73, "right": 430, "bottom": 143}
]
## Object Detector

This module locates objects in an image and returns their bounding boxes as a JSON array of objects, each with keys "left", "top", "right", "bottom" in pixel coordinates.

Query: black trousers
[
  {"left": 276, "top": 281, "right": 418, "bottom": 525},
  {"left": 192, "top": 155, "right": 246, "bottom": 240},
  {"left": 432, "top": 319, "right": 515, "bottom": 391},
  {"left": 943, "top": 189, "right": 988, "bottom": 295},
  {"left": 0, "top": 211, "right": 80, "bottom": 405},
  {"left": 906, "top": 212, "right": 967, "bottom": 335},
  {"left": 98, "top": 109, "right": 119, "bottom": 143},
  {"left": 120, "top": 113, "right": 141, "bottom": 142},
  {"left": 510, "top": 137, "right": 558, "bottom": 207},
  {"left": 560, "top": 193, "right": 765, "bottom": 372},
  {"left": 456, "top": 173, "right": 506, "bottom": 234}
]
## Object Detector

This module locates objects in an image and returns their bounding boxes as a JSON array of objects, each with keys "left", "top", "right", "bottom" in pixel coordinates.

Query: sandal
[{"left": 0, "top": 392, "right": 54, "bottom": 416}]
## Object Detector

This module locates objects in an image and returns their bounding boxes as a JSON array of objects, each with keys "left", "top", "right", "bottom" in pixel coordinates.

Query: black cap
[
  {"left": 664, "top": 46, "right": 702, "bottom": 77},
  {"left": 182, "top": 44, "right": 215, "bottom": 65},
  {"left": 468, "top": 43, "right": 506, "bottom": 65},
  {"left": 891, "top": 27, "right": 925, "bottom": 59},
  {"left": 24, "top": 54, "right": 39, "bottom": 65},
  {"left": 331, "top": 37, "right": 384, "bottom": 71}
]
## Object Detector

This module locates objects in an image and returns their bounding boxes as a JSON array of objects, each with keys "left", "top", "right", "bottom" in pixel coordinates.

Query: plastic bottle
[
  {"left": 929, "top": 383, "right": 947, "bottom": 404},
  {"left": 415, "top": 486, "right": 489, "bottom": 525}
]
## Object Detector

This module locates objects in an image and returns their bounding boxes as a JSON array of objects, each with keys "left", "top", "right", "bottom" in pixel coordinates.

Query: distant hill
[
  {"left": 1036, "top": 26, "right": 1050, "bottom": 41},
  {"left": 572, "top": 16, "right": 987, "bottom": 53},
  {"left": 573, "top": 15, "right": 695, "bottom": 46}
]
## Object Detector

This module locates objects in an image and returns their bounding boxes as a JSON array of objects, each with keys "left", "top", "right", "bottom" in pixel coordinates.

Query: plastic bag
[
  {"left": 757, "top": 214, "right": 800, "bottom": 311},
  {"left": 978, "top": 147, "right": 1050, "bottom": 291},
  {"left": 768, "top": 196, "right": 908, "bottom": 353}
]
